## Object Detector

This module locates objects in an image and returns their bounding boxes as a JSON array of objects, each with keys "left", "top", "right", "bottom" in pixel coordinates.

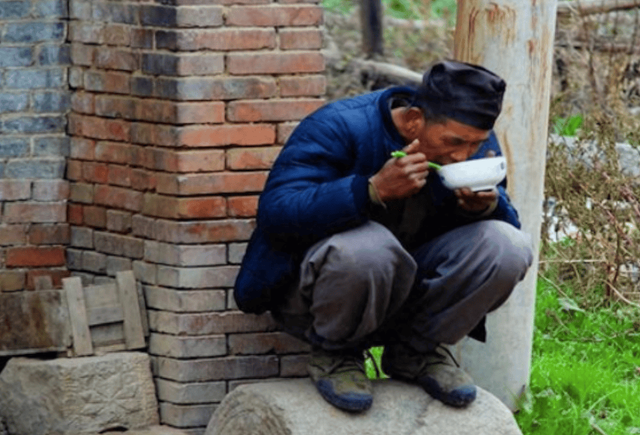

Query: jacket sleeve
[
  {"left": 485, "top": 184, "right": 521, "bottom": 228},
  {"left": 257, "top": 115, "right": 371, "bottom": 239}
]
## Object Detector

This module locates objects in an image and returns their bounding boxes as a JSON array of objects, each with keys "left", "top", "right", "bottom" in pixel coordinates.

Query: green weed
[
  {"left": 365, "top": 346, "right": 386, "bottom": 379},
  {"left": 552, "top": 114, "right": 584, "bottom": 136}
]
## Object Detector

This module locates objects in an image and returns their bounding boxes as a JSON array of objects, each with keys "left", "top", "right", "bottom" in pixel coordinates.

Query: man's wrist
[{"left": 368, "top": 178, "right": 387, "bottom": 209}]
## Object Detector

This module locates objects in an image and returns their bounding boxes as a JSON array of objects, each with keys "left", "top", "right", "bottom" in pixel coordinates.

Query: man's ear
[{"left": 404, "top": 107, "right": 424, "bottom": 136}]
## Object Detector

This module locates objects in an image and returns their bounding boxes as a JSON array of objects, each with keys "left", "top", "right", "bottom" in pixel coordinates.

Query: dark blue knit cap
[{"left": 414, "top": 60, "right": 506, "bottom": 130}]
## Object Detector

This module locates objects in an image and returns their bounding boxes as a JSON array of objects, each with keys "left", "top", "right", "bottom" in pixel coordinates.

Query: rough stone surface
[
  {"left": 205, "top": 379, "right": 523, "bottom": 435},
  {"left": 0, "top": 352, "right": 160, "bottom": 435}
]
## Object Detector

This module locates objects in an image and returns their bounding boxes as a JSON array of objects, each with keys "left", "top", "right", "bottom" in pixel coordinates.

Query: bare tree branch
[{"left": 558, "top": 0, "right": 640, "bottom": 17}]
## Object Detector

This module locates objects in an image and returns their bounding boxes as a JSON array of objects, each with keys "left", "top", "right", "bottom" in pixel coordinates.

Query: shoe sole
[
  {"left": 388, "top": 373, "right": 477, "bottom": 408},
  {"left": 419, "top": 377, "right": 477, "bottom": 407},
  {"left": 316, "top": 379, "right": 373, "bottom": 412}
]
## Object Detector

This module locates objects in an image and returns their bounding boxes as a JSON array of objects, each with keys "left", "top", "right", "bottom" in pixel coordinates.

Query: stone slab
[
  {"left": 205, "top": 379, "right": 523, "bottom": 435},
  {"left": 0, "top": 291, "right": 71, "bottom": 356},
  {"left": 0, "top": 352, "right": 159, "bottom": 435}
]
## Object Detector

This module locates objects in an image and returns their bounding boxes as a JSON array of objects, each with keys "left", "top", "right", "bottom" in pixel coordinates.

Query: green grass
[
  {"left": 322, "top": 0, "right": 457, "bottom": 21},
  {"left": 515, "top": 273, "right": 640, "bottom": 434},
  {"left": 322, "top": 0, "right": 353, "bottom": 15}
]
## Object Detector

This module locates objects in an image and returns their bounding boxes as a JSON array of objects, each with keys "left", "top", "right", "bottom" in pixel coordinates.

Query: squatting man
[{"left": 234, "top": 60, "right": 533, "bottom": 412}]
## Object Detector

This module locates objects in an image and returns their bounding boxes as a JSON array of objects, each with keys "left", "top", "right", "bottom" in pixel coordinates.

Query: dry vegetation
[
  {"left": 323, "top": 5, "right": 640, "bottom": 305},
  {"left": 545, "top": 9, "right": 640, "bottom": 306}
]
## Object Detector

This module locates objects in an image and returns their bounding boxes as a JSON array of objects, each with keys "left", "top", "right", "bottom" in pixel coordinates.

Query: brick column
[
  {"left": 0, "top": 0, "right": 70, "bottom": 292},
  {"left": 67, "top": 0, "right": 325, "bottom": 431}
]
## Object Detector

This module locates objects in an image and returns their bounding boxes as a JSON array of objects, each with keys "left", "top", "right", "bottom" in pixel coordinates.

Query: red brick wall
[
  {"left": 1, "top": 181, "right": 70, "bottom": 290},
  {"left": 67, "top": 0, "right": 325, "bottom": 430}
]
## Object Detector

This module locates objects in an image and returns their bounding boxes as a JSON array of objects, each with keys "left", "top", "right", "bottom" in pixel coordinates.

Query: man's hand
[
  {"left": 369, "top": 140, "right": 431, "bottom": 202},
  {"left": 455, "top": 187, "right": 498, "bottom": 214}
]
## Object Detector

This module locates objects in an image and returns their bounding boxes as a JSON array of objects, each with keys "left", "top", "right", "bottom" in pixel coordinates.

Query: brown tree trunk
[{"left": 360, "top": 0, "right": 384, "bottom": 58}]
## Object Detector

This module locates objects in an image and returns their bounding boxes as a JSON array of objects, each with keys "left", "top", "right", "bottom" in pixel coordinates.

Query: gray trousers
[{"left": 271, "top": 220, "right": 533, "bottom": 353}]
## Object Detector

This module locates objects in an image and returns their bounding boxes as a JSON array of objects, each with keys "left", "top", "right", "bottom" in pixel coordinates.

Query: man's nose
[
  {"left": 450, "top": 147, "right": 472, "bottom": 162},
  {"left": 450, "top": 144, "right": 479, "bottom": 162}
]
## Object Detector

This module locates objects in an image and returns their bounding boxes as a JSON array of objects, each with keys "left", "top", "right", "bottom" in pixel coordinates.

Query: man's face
[{"left": 414, "top": 118, "right": 491, "bottom": 165}]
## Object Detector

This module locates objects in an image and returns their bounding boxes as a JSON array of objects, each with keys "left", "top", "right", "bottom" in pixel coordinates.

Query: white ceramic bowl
[{"left": 438, "top": 156, "right": 507, "bottom": 191}]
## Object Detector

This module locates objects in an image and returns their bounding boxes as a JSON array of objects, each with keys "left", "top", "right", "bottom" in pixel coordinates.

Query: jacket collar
[{"left": 378, "top": 86, "right": 418, "bottom": 147}]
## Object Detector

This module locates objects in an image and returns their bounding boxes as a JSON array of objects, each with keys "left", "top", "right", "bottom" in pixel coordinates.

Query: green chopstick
[{"left": 391, "top": 151, "right": 442, "bottom": 170}]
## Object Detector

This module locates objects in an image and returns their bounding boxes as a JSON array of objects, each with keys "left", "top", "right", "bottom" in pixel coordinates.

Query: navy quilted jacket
[{"left": 234, "top": 87, "right": 521, "bottom": 314}]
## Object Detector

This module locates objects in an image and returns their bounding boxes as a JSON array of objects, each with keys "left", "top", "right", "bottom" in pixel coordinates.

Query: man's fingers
[
  {"left": 472, "top": 187, "right": 498, "bottom": 200},
  {"left": 455, "top": 188, "right": 496, "bottom": 198},
  {"left": 404, "top": 139, "right": 421, "bottom": 154},
  {"left": 475, "top": 190, "right": 497, "bottom": 200},
  {"left": 454, "top": 188, "right": 473, "bottom": 197},
  {"left": 407, "top": 160, "right": 430, "bottom": 173},
  {"left": 401, "top": 161, "right": 430, "bottom": 180},
  {"left": 409, "top": 177, "right": 428, "bottom": 192},
  {"left": 395, "top": 152, "right": 427, "bottom": 167}
]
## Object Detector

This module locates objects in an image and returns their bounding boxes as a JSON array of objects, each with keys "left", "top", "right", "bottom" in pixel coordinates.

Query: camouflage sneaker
[
  {"left": 307, "top": 347, "right": 373, "bottom": 412},
  {"left": 381, "top": 343, "right": 476, "bottom": 407}
]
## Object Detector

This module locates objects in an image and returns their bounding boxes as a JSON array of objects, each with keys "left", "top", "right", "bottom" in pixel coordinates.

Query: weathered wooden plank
[
  {"left": 117, "top": 271, "right": 145, "bottom": 349},
  {"left": 83, "top": 283, "right": 118, "bottom": 307},
  {"left": 87, "top": 304, "right": 124, "bottom": 326},
  {"left": 94, "top": 343, "right": 127, "bottom": 355},
  {"left": 137, "top": 282, "right": 150, "bottom": 337},
  {"left": 63, "top": 277, "right": 93, "bottom": 356},
  {"left": 0, "top": 291, "right": 71, "bottom": 356},
  {"left": 91, "top": 323, "right": 125, "bottom": 347}
]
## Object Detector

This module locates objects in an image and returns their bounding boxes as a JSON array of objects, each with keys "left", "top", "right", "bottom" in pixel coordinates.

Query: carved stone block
[{"left": 0, "top": 352, "right": 159, "bottom": 435}]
